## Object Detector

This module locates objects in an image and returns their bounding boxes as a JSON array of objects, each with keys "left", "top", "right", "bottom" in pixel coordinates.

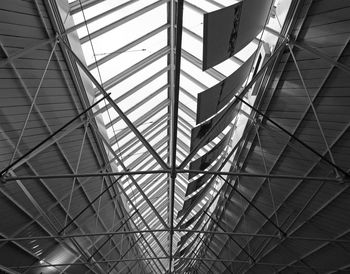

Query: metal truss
[{"left": 1, "top": 0, "right": 350, "bottom": 273}]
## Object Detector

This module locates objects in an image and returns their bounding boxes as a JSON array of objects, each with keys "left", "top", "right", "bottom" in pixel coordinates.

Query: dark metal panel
[
  {"left": 0, "top": 0, "right": 139, "bottom": 272},
  {"left": 0, "top": 241, "right": 37, "bottom": 269},
  {"left": 185, "top": 159, "right": 221, "bottom": 197},
  {"left": 205, "top": 0, "right": 350, "bottom": 272},
  {"left": 202, "top": 2, "right": 243, "bottom": 70},
  {"left": 197, "top": 53, "right": 255, "bottom": 123},
  {"left": 189, "top": 127, "right": 233, "bottom": 179},
  {"left": 202, "top": 0, "right": 272, "bottom": 69},
  {"left": 190, "top": 101, "right": 241, "bottom": 152}
]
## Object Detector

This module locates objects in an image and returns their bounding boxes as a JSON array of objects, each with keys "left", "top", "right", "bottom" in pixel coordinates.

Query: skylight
[{"left": 64, "top": 0, "right": 293, "bottom": 272}]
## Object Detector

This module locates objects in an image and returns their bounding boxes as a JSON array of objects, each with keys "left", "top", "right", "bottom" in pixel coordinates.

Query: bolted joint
[
  {"left": 253, "top": 115, "right": 263, "bottom": 126},
  {"left": 285, "top": 35, "right": 296, "bottom": 48},
  {"left": 337, "top": 170, "right": 350, "bottom": 184},
  {"left": 0, "top": 172, "right": 10, "bottom": 184},
  {"left": 279, "top": 231, "right": 287, "bottom": 240},
  {"left": 285, "top": 35, "right": 292, "bottom": 45},
  {"left": 170, "top": 170, "right": 177, "bottom": 179}
]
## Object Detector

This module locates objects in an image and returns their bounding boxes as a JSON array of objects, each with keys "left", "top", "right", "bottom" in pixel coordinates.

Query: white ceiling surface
[{"left": 64, "top": 0, "right": 291, "bottom": 272}]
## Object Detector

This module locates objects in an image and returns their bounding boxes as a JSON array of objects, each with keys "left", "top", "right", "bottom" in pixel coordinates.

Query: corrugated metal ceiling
[{"left": 1, "top": 0, "right": 350, "bottom": 273}]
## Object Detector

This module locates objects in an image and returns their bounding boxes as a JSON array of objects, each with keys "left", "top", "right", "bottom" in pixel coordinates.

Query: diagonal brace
[{"left": 57, "top": 35, "right": 169, "bottom": 171}]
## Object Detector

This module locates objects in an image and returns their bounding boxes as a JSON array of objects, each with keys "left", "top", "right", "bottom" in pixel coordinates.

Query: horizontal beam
[
  {"left": 0, "top": 93, "right": 110, "bottom": 178},
  {"left": 2, "top": 229, "right": 350, "bottom": 244},
  {"left": 234, "top": 94, "right": 350, "bottom": 179},
  {"left": 8, "top": 255, "right": 337, "bottom": 271},
  {"left": 58, "top": 35, "right": 169, "bottom": 171},
  {"left": 3, "top": 170, "right": 341, "bottom": 182},
  {"left": 178, "top": 170, "right": 340, "bottom": 183},
  {"left": 178, "top": 40, "right": 288, "bottom": 169},
  {"left": 291, "top": 40, "right": 350, "bottom": 77},
  {"left": 0, "top": 37, "right": 57, "bottom": 67},
  {"left": 9, "top": 257, "right": 169, "bottom": 270}
]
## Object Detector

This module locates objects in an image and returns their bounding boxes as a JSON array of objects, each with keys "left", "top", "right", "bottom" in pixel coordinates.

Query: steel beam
[
  {"left": 204, "top": 211, "right": 256, "bottom": 263},
  {"left": 31, "top": 10, "right": 127, "bottom": 265},
  {"left": 178, "top": 40, "right": 287, "bottom": 170},
  {"left": 12, "top": 172, "right": 103, "bottom": 273},
  {"left": 100, "top": 68, "right": 169, "bottom": 113},
  {"left": 255, "top": 125, "right": 280, "bottom": 231},
  {"left": 0, "top": 131, "right": 115, "bottom": 273},
  {"left": 239, "top": 125, "right": 350, "bottom": 273},
  {"left": 0, "top": 37, "right": 56, "bottom": 67},
  {"left": 181, "top": 49, "right": 225, "bottom": 81},
  {"left": 0, "top": 265, "right": 19, "bottom": 274},
  {"left": 168, "top": 0, "right": 184, "bottom": 272},
  {"left": 287, "top": 43, "right": 339, "bottom": 177},
  {"left": 234, "top": 95, "right": 350, "bottom": 178},
  {"left": 0, "top": 94, "right": 109, "bottom": 178},
  {"left": 101, "top": 47, "right": 170, "bottom": 94},
  {"left": 0, "top": 128, "right": 105, "bottom": 273},
  {"left": 175, "top": 235, "right": 219, "bottom": 274},
  {"left": 3, "top": 229, "right": 350, "bottom": 243},
  {"left": 77, "top": 0, "right": 170, "bottom": 44},
  {"left": 108, "top": 100, "right": 169, "bottom": 144},
  {"left": 178, "top": 170, "right": 339, "bottom": 182},
  {"left": 127, "top": 219, "right": 167, "bottom": 273},
  {"left": 58, "top": 37, "right": 169, "bottom": 171},
  {"left": 103, "top": 84, "right": 169, "bottom": 132},
  {"left": 220, "top": 175, "right": 286, "bottom": 237},
  {"left": 68, "top": 0, "right": 139, "bottom": 35},
  {"left": 291, "top": 40, "right": 350, "bottom": 76},
  {"left": 60, "top": 176, "right": 122, "bottom": 234},
  {"left": 234, "top": 40, "right": 350, "bottom": 273},
  {"left": 8, "top": 256, "right": 336, "bottom": 270},
  {"left": 252, "top": 184, "right": 350, "bottom": 273},
  {"left": 113, "top": 114, "right": 168, "bottom": 156},
  {"left": 69, "top": 0, "right": 104, "bottom": 15},
  {"left": 175, "top": 122, "right": 255, "bottom": 228},
  {"left": 89, "top": 122, "right": 169, "bottom": 229},
  {"left": 63, "top": 123, "right": 89, "bottom": 232},
  {"left": 88, "top": 210, "right": 138, "bottom": 262},
  {"left": 89, "top": 24, "right": 170, "bottom": 70},
  {"left": 4, "top": 169, "right": 341, "bottom": 183},
  {"left": 28, "top": 2, "right": 144, "bottom": 271},
  {"left": 8, "top": 39, "right": 59, "bottom": 166}
]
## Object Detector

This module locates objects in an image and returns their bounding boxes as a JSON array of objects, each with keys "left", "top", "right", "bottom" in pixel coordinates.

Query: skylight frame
[{"left": 64, "top": 0, "right": 293, "bottom": 272}]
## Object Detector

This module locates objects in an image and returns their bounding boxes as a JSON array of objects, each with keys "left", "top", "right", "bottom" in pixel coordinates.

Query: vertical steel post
[{"left": 169, "top": 0, "right": 184, "bottom": 272}]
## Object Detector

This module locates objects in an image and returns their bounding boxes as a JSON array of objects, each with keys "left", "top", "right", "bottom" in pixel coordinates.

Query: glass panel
[{"left": 65, "top": 0, "right": 294, "bottom": 268}]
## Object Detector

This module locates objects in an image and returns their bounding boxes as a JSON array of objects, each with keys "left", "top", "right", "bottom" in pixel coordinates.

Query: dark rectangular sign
[
  {"left": 190, "top": 100, "right": 241, "bottom": 152},
  {"left": 202, "top": 0, "right": 273, "bottom": 70},
  {"left": 197, "top": 52, "right": 255, "bottom": 123},
  {"left": 189, "top": 127, "right": 233, "bottom": 179}
]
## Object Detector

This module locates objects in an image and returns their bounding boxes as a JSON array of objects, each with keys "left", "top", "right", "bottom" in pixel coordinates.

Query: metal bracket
[{"left": 0, "top": 173, "right": 10, "bottom": 184}]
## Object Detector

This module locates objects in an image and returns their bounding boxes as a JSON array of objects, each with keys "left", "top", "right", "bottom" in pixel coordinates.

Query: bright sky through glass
[{"left": 67, "top": 0, "right": 292, "bottom": 271}]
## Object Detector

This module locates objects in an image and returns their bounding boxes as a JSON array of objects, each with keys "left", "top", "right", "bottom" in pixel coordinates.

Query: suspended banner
[
  {"left": 175, "top": 239, "right": 194, "bottom": 257},
  {"left": 202, "top": 0, "right": 273, "bottom": 70},
  {"left": 179, "top": 158, "right": 226, "bottom": 218},
  {"left": 179, "top": 202, "right": 210, "bottom": 230},
  {"left": 197, "top": 53, "right": 256, "bottom": 123},
  {"left": 175, "top": 211, "right": 211, "bottom": 272},
  {"left": 178, "top": 183, "right": 209, "bottom": 218},
  {"left": 178, "top": 175, "right": 214, "bottom": 218},
  {"left": 186, "top": 156, "right": 222, "bottom": 197},
  {"left": 177, "top": 211, "right": 207, "bottom": 247},
  {"left": 188, "top": 127, "right": 233, "bottom": 179},
  {"left": 190, "top": 100, "right": 241, "bottom": 152}
]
